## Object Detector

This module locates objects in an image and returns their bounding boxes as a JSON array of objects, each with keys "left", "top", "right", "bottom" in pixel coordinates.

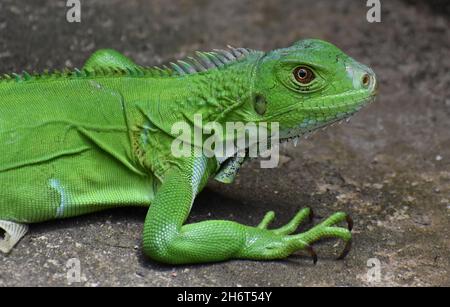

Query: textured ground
[{"left": 0, "top": 0, "right": 449, "bottom": 286}]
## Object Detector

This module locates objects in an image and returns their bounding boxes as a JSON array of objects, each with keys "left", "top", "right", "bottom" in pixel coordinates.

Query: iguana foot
[
  {"left": 0, "top": 221, "right": 28, "bottom": 254},
  {"left": 256, "top": 209, "right": 352, "bottom": 264}
]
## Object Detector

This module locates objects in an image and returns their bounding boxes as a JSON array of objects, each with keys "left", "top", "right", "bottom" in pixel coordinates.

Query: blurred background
[{"left": 0, "top": 0, "right": 448, "bottom": 286}]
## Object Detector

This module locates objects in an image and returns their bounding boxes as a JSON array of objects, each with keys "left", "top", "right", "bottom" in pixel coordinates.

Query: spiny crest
[
  {"left": 0, "top": 46, "right": 256, "bottom": 83},
  {"left": 0, "top": 66, "right": 173, "bottom": 83},
  {"left": 169, "top": 46, "right": 254, "bottom": 76}
]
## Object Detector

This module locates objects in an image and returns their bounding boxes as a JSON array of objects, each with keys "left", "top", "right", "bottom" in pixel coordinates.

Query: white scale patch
[
  {"left": 187, "top": 157, "right": 208, "bottom": 212},
  {"left": 0, "top": 220, "right": 28, "bottom": 254},
  {"left": 49, "top": 179, "right": 69, "bottom": 218},
  {"left": 346, "top": 65, "right": 360, "bottom": 90},
  {"left": 191, "top": 156, "right": 208, "bottom": 196}
]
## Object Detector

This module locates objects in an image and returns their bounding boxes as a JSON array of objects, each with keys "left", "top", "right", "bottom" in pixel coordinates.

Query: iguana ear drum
[{"left": 254, "top": 94, "right": 267, "bottom": 115}]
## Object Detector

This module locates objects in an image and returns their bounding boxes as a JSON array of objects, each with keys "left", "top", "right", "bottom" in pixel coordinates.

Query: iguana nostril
[{"left": 362, "top": 74, "right": 370, "bottom": 88}]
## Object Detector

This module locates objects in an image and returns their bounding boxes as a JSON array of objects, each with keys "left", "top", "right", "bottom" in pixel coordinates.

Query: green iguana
[{"left": 0, "top": 39, "right": 377, "bottom": 264}]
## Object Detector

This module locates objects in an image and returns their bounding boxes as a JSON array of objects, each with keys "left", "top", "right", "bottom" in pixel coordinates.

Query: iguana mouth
[{"left": 277, "top": 95, "right": 376, "bottom": 146}]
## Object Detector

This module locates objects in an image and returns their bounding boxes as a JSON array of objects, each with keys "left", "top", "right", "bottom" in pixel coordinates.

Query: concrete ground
[{"left": 0, "top": 0, "right": 448, "bottom": 286}]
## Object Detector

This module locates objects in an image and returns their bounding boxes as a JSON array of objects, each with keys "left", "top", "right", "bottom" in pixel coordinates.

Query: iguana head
[{"left": 249, "top": 39, "right": 377, "bottom": 140}]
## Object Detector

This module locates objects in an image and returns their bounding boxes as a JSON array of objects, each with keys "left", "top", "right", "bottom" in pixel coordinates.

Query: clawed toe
[
  {"left": 257, "top": 210, "right": 353, "bottom": 263},
  {"left": 292, "top": 212, "right": 353, "bottom": 262}
]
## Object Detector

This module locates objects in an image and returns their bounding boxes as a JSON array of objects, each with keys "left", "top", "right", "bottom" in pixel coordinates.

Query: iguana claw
[
  {"left": 337, "top": 239, "right": 352, "bottom": 260},
  {"left": 305, "top": 244, "right": 318, "bottom": 265},
  {"left": 346, "top": 215, "right": 354, "bottom": 231},
  {"left": 308, "top": 208, "right": 315, "bottom": 223}
]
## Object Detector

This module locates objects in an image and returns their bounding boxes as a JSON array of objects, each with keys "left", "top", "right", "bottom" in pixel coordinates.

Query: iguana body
[{"left": 0, "top": 40, "right": 377, "bottom": 264}]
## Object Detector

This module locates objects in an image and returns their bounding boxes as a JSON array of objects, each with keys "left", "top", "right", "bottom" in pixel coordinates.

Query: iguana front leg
[{"left": 142, "top": 158, "right": 352, "bottom": 264}]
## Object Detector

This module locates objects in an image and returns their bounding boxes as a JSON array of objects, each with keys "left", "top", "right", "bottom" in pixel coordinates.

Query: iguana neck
[{"left": 135, "top": 51, "right": 265, "bottom": 134}]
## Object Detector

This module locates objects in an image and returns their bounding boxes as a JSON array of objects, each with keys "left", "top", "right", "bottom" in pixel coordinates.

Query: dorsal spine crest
[{"left": 0, "top": 46, "right": 257, "bottom": 83}]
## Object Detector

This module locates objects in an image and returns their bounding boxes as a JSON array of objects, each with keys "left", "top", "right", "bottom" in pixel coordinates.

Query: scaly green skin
[{"left": 0, "top": 39, "right": 376, "bottom": 264}]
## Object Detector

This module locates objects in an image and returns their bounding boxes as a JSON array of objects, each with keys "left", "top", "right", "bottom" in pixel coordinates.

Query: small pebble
[{"left": 404, "top": 195, "right": 415, "bottom": 203}]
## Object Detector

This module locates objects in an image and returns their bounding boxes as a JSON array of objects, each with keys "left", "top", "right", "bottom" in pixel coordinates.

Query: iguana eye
[{"left": 293, "top": 66, "right": 315, "bottom": 84}]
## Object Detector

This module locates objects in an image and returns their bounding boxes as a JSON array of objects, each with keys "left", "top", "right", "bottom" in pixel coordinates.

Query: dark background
[{"left": 0, "top": 0, "right": 448, "bottom": 286}]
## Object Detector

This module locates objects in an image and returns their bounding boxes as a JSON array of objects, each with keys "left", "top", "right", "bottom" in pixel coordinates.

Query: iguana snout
[{"left": 250, "top": 39, "right": 378, "bottom": 140}]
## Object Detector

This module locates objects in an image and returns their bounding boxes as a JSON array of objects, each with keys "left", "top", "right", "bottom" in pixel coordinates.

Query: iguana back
[{"left": 0, "top": 74, "right": 160, "bottom": 222}]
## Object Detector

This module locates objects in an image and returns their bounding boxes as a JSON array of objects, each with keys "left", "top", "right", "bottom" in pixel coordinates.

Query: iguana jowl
[{"left": 0, "top": 39, "right": 377, "bottom": 264}]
